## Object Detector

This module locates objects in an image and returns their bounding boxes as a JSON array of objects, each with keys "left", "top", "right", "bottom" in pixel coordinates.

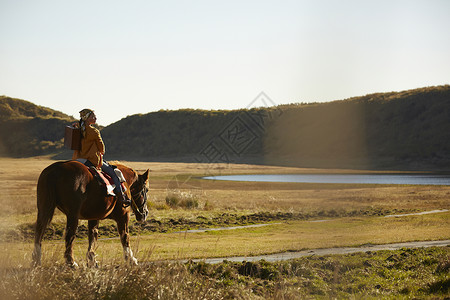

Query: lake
[{"left": 202, "top": 174, "right": 450, "bottom": 186}]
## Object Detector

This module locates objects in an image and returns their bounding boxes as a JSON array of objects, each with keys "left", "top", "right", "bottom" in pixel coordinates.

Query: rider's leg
[{"left": 101, "top": 162, "right": 130, "bottom": 205}]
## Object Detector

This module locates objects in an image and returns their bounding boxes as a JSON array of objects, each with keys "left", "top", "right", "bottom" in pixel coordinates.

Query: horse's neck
[{"left": 117, "top": 165, "right": 137, "bottom": 185}]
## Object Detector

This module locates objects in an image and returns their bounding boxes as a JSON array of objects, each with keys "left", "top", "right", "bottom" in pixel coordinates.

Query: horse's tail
[
  {"left": 34, "top": 163, "right": 60, "bottom": 243},
  {"left": 33, "top": 162, "right": 62, "bottom": 266}
]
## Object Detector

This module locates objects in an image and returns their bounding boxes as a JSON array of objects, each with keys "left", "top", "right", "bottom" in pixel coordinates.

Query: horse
[{"left": 32, "top": 160, "right": 149, "bottom": 268}]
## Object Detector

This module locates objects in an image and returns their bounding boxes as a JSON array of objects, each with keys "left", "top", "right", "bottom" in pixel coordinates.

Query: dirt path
[
  {"left": 384, "top": 209, "right": 448, "bottom": 218},
  {"left": 188, "top": 239, "right": 450, "bottom": 264}
]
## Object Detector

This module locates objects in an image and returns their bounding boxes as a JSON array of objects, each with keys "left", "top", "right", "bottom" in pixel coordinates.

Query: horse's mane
[{"left": 108, "top": 160, "right": 122, "bottom": 167}]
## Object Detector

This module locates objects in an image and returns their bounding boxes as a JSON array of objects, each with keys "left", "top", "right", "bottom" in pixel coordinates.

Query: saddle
[
  {"left": 87, "top": 167, "right": 116, "bottom": 196},
  {"left": 76, "top": 159, "right": 126, "bottom": 197}
]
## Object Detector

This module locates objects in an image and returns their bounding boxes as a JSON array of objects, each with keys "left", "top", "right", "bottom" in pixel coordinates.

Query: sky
[{"left": 1, "top": 0, "right": 449, "bottom": 126}]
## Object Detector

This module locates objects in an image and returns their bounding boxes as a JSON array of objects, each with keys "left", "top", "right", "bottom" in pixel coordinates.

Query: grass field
[{"left": 0, "top": 157, "right": 449, "bottom": 299}]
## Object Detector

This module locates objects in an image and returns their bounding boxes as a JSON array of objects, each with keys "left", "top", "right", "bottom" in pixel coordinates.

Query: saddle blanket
[
  {"left": 88, "top": 167, "right": 116, "bottom": 196},
  {"left": 75, "top": 159, "right": 126, "bottom": 197}
]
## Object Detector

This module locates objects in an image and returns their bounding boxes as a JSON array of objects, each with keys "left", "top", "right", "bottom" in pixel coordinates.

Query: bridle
[{"left": 130, "top": 181, "right": 148, "bottom": 216}]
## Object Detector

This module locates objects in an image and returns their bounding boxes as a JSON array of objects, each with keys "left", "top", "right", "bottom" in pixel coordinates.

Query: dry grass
[
  {"left": 1, "top": 157, "right": 448, "bottom": 215},
  {"left": 0, "top": 157, "right": 449, "bottom": 299},
  {"left": 1, "top": 157, "right": 449, "bottom": 243},
  {"left": 0, "top": 247, "right": 449, "bottom": 299}
]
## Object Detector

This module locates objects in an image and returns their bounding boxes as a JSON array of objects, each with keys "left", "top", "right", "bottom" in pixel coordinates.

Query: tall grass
[
  {"left": 0, "top": 247, "right": 448, "bottom": 299},
  {"left": 0, "top": 263, "right": 230, "bottom": 300}
]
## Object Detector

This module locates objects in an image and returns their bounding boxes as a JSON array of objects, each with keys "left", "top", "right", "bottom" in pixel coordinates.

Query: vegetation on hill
[
  {"left": 101, "top": 109, "right": 268, "bottom": 162},
  {"left": 0, "top": 96, "right": 75, "bottom": 157},
  {"left": 265, "top": 85, "right": 450, "bottom": 169},
  {"left": 1, "top": 85, "right": 450, "bottom": 170},
  {"left": 103, "top": 85, "right": 450, "bottom": 170},
  {"left": 0, "top": 96, "right": 71, "bottom": 120}
]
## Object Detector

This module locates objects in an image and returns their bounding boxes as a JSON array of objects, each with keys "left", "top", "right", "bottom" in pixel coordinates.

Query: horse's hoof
[
  {"left": 67, "top": 261, "right": 79, "bottom": 269},
  {"left": 129, "top": 257, "right": 138, "bottom": 266},
  {"left": 31, "top": 257, "right": 41, "bottom": 268},
  {"left": 87, "top": 261, "right": 99, "bottom": 268},
  {"left": 87, "top": 253, "right": 99, "bottom": 268}
]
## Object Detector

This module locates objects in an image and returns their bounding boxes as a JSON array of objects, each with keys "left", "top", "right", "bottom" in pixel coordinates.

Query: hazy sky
[{"left": 1, "top": 0, "right": 449, "bottom": 125}]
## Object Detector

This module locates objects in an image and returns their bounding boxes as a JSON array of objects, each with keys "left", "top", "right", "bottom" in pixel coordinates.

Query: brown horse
[{"left": 32, "top": 160, "right": 149, "bottom": 268}]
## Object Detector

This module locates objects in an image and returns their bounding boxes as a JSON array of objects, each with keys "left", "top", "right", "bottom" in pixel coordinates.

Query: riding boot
[{"left": 117, "top": 192, "right": 131, "bottom": 207}]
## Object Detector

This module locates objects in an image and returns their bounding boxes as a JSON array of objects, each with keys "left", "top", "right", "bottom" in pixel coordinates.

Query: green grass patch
[
  {"left": 2, "top": 212, "right": 444, "bottom": 265},
  {"left": 5, "top": 207, "right": 443, "bottom": 243}
]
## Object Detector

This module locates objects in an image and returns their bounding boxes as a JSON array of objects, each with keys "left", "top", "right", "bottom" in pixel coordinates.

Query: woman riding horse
[
  {"left": 72, "top": 109, "right": 130, "bottom": 206},
  {"left": 32, "top": 109, "right": 150, "bottom": 267}
]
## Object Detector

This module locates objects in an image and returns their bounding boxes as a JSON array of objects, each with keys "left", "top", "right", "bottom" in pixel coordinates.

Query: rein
[{"left": 130, "top": 182, "right": 148, "bottom": 215}]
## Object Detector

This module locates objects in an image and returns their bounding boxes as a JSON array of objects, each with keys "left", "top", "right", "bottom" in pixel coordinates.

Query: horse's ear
[{"left": 142, "top": 169, "right": 149, "bottom": 182}]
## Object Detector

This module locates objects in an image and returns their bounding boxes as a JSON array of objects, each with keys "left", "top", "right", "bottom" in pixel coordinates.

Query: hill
[
  {"left": 0, "top": 96, "right": 75, "bottom": 157},
  {"left": 264, "top": 85, "right": 450, "bottom": 169},
  {"left": 1, "top": 86, "right": 450, "bottom": 170},
  {"left": 101, "top": 108, "right": 268, "bottom": 163},
  {"left": 102, "top": 85, "right": 450, "bottom": 170}
]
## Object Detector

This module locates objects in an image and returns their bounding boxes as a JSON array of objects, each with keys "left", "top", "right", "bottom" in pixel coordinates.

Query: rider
[{"left": 72, "top": 109, "right": 131, "bottom": 206}]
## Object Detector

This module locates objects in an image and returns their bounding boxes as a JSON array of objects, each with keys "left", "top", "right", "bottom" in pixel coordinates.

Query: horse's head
[{"left": 130, "top": 169, "right": 150, "bottom": 222}]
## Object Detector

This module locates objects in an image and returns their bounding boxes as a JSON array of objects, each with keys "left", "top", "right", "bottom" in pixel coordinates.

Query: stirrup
[{"left": 121, "top": 195, "right": 131, "bottom": 207}]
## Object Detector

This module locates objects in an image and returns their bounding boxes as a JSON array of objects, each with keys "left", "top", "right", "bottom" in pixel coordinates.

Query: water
[{"left": 202, "top": 173, "right": 450, "bottom": 185}]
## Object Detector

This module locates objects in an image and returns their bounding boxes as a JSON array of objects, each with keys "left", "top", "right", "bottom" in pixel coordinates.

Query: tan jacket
[{"left": 72, "top": 125, "right": 105, "bottom": 168}]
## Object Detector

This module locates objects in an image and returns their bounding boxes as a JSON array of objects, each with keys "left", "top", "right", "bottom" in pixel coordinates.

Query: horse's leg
[
  {"left": 86, "top": 220, "right": 99, "bottom": 268},
  {"left": 116, "top": 214, "right": 138, "bottom": 265},
  {"left": 64, "top": 214, "right": 79, "bottom": 268},
  {"left": 32, "top": 205, "right": 55, "bottom": 267}
]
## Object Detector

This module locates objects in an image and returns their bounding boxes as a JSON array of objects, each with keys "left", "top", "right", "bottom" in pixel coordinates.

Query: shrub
[{"left": 165, "top": 191, "right": 199, "bottom": 209}]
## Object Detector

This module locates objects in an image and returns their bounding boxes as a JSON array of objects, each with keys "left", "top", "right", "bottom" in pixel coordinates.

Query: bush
[{"left": 165, "top": 191, "right": 199, "bottom": 209}]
